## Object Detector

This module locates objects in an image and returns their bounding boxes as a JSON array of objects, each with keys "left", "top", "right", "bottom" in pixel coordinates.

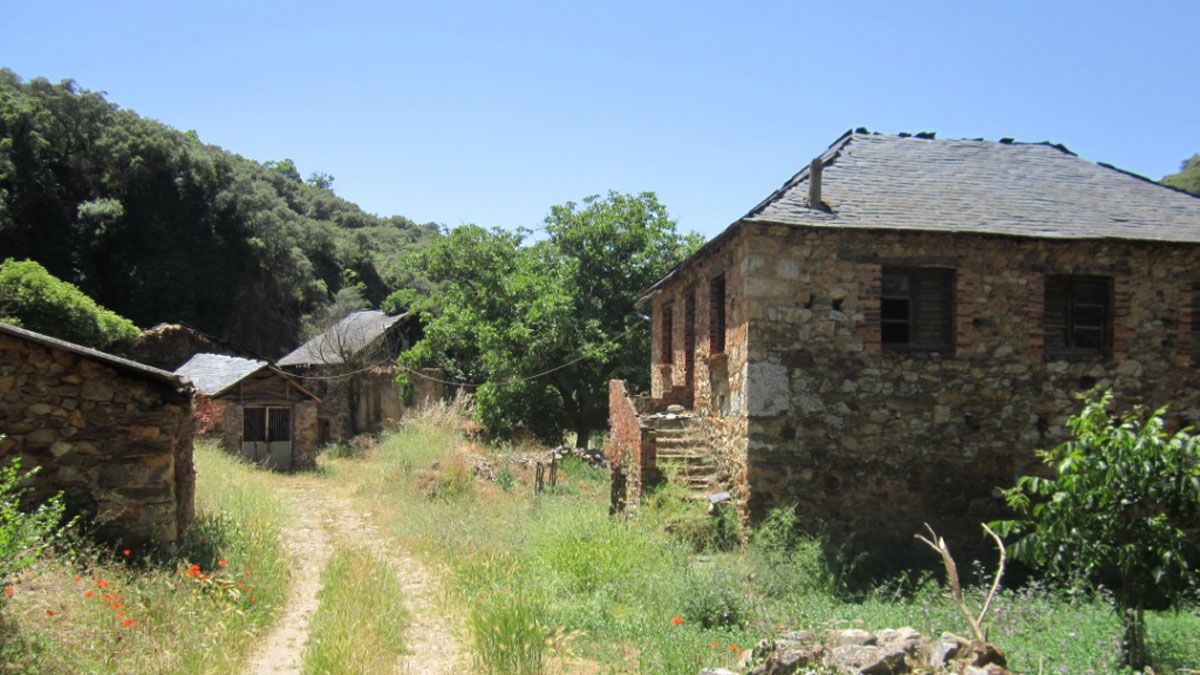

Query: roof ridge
[
  {"left": 1096, "top": 162, "right": 1200, "bottom": 200},
  {"left": 742, "top": 128, "right": 857, "bottom": 220}
]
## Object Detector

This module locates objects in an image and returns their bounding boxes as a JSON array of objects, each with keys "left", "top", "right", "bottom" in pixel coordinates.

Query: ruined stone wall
[
  {"left": 0, "top": 333, "right": 194, "bottom": 546},
  {"left": 739, "top": 224, "right": 1200, "bottom": 556},
  {"left": 606, "top": 379, "right": 651, "bottom": 509}
]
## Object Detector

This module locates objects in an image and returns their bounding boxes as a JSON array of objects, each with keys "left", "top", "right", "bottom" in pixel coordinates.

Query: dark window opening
[
  {"left": 660, "top": 304, "right": 674, "bottom": 364},
  {"left": 1192, "top": 285, "right": 1200, "bottom": 360},
  {"left": 709, "top": 273, "right": 727, "bottom": 354},
  {"left": 1045, "top": 275, "right": 1111, "bottom": 355},
  {"left": 881, "top": 267, "right": 953, "bottom": 352}
]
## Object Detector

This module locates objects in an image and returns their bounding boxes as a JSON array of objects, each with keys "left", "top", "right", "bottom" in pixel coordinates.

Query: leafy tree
[
  {"left": 0, "top": 69, "right": 437, "bottom": 357},
  {"left": 0, "top": 258, "right": 138, "bottom": 349},
  {"left": 993, "top": 391, "right": 1200, "bottom": 669},
  {"left": 1162, "top": 154, "right": 1200, "bottom": 196},
  {"left": 400, "top": 192, "right": 700, "bottom": 446}
]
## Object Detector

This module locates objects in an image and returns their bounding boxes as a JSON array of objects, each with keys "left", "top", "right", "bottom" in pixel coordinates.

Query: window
[
  {"left": 243, "top": 407, "right": 292, "bottom": 443},
  {"left": 660, "top": 304, "right": 674, "bottom": 364},
  {"left": 1045, "top": 275, "right": 1110, "bottom": 354},
  {"left": 881, "top": 267, "right": 953, "bottom": 352},
  {"left": 709, "top": 273, "right": 726, "bottom": 354}
]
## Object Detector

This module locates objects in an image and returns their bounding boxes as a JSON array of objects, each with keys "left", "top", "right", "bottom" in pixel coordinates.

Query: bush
[
  {"left": 0, "top": 456, "right": 67, "bottom": 585},
  {"left": 679, "top": 568, "right": 749, "bottom": 629},
  {"left": 467, "top": 590, "right": 552, "bottom": 674},
  {"left": 0, "top": 259, "right": 138, "bottom": 349},
  {"left": 644, "top": 477, "right": 739, "bottom": 552}
]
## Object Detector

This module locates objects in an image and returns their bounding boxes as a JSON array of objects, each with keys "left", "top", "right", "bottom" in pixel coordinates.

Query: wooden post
[
  {"left": 549, "top": 457, "right": 558, "bottom": 488},
  {"left": 535, "top": 463, "right": 544, "bottom": 494}
]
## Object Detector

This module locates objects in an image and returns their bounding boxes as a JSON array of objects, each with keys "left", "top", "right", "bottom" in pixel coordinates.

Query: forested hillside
[{"left": 0, "top": 70, "right": 436, "bottom": 357}]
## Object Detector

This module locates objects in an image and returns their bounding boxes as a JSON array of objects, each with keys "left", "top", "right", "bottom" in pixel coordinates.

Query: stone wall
[
  {"left": 737, "top": 224, "right": 1200, "bottom": 556},
  {"left": 0, "top": 331, "right": 194, "bottom": 546}
]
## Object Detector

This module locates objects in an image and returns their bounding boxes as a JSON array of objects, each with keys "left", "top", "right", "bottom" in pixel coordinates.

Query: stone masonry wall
[
  {"left": 739, "top": 224, "right": 1200, "bottom": 557},
  {"left": 0, "top": 332, "right": 194, "bottom": 546}
]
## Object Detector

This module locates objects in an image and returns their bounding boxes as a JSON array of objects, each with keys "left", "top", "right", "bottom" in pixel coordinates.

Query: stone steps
[{"left": 644, "top": 415, "right": 720, "bottom": 496}]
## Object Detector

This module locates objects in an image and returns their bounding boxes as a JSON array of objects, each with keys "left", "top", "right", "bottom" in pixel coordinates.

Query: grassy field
[
  {"left": 322, "top": 406, "right": 1200, "bottom": 675},
  {"left": 0, "top": 441, "right": 290, "bottom": 673}
]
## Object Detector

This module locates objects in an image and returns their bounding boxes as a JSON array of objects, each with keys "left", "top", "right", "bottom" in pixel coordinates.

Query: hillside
[{"left": 0, "top": 69, "right": 436, "bottom": 357}]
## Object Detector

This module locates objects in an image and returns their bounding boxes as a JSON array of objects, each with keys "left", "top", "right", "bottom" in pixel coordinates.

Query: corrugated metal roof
[
  {"left": 277, "top": 310, "right": 404, "bottom": 367},
  {"left": 0, "top": 321, "right": 189, "bottom": 390},
  {"left": 745, "top": 132, "right": 1200, "bottom": 241},
  {"left": 174, "top": 353, "right": 268, "bottom": 396}
]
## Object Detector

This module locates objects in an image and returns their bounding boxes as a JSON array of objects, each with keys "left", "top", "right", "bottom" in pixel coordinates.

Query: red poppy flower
[
  {"left": 709, "top": 642, "right": 719, "bottom": 649},
  {"left": 671, "top": 615, "right": 683, "bottom": 625},
  {"left": 187, "top": 564, "right": 201, "bottom": 577},
  {"left": 72, "top": 576, "right": 82, "bottom": 584},
  {"left": 3, "top": 587, "right": 13, "bottom": 597},
  {"left": 46, "top": 610, "right": 55, "bottom": 617},
  {"left": 121, "top": 549, "right": 131, "bottom": 557},
  {"left": 117, "top": 611, "right": 126, "bottom": 618},
  {"left": 122, "top": 619, "right": 136, "bottom": 627},
  {"left": 218, "top": 560, "right": 227, "bottom": 567},
  {"left": 249, "top": 597, "right": 257, "bottom": 603},
  {"left": 729, "top": 644, "right": 739, "bottom": 652},
  {"left": 96, "top": 579, "right": 109, "bottom": 589},
  {"left": 84, "top": 591, "right": 95, "bottom": 598},
  {"left": 110, "top": 601, "right": 122, "bottom": 610}
]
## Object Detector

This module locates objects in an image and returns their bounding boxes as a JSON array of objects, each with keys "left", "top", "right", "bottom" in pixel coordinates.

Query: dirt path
[{"left": 246, "top": 476, "right": 469, "bottom": 674}]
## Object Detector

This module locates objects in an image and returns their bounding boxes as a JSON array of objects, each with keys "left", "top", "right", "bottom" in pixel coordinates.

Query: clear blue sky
[{"left": 2, "top": 1, "right": 1197, "bottom": 238}]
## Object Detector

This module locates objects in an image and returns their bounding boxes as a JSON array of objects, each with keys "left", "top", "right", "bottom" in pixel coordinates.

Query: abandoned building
[
  {"left": 609, "top": 130, "right": 1200, "bottom": 554},
  {"left": 122, "top": 322, "right": 257, "bottom": 372},
  {"left": 277, "top": 310, "right": 423, "bottom": 442},
  {"left": 0, "top": 321, "right": 195, "bottom": 546},
  {"left": 175, "top": 353, "right": 320, "bottom": 471}
]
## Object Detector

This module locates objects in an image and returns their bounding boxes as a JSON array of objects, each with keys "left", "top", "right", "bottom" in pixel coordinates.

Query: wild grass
[
  {"left": 321, "top": 411, "right": 1200, "bottom": 675},
  {"left": 0, "top": 441, "right": 289, "bottom": 673},
  {"left": 301, "top": 545, "right": 408, "bottom": 674}
]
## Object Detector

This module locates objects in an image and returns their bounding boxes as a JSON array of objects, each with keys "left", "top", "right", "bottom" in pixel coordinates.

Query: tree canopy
[
  {"left": 399, "top": 192, "right": 702, "bottom": 446},
  {"left": 0, "top": 258, "right": 138, "bottom": 350},
  {"left": 0, "top": 70, "right": 436, "bottom": 357},
  {"left": 1162, "top": 154, "right": 1200, "bottom": 196}
]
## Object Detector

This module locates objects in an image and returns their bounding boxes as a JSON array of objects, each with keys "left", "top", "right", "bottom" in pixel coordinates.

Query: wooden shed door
[{"left": 242, "top": 407, "right": 292, "bottom": 470}]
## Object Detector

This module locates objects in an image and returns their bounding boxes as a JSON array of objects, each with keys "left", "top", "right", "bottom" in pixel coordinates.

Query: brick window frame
[
  {"left": 1043, "top": 275, "right": 1112, "bottom": 357},
  {"left": 659, "top": 303, "right": 674, "bottom": 364},
  {"left": 880, "top": 266, "right": 955, "bottom": 353},
  {"left": 709, "top": 272, "right": 727, "bottom": 355}
]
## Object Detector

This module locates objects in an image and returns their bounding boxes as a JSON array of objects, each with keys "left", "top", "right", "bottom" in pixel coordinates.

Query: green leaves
[
  {"left": 399, "top": 193, "right": 700, "bottom": 445},
  {"left": 1162, "top": 154, "right": 1200, "bottom": 195},
  {"left": 0, "top": 258, "right": 138, "bottom": 348},
  {"left": 992, "top": 390, "right": 1200, "bottom": 667}
]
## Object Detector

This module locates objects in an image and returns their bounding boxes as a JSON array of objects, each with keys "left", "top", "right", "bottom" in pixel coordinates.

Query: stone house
[
  {"left": 0, "top": 321, "right": 195, "bottom": 546},
  {"left": 609, "top": 130, "right": 1200, "bottom": 555},
  {"left": 175, "top": 353, "right": 320, "bottom": 471},
  {"left": 277, "top": 310, "right": 429, "bottom": 443}
]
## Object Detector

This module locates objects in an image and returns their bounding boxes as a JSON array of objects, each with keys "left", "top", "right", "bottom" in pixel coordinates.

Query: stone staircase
[{"left": 645, "top": 414, "right": 720, "bottom": 496}]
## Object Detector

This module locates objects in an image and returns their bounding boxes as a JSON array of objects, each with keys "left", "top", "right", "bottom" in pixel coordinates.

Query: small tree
[{"left": 993, "top": 391, "right": 1200, "bottom": 669}]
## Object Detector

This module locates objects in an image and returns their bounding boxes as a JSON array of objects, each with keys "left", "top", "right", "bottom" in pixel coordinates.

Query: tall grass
[
  {"left": 322, "top": 412, "right": 1200, "bottom": 675},
  {"left": 0, "top": 441, "right": 290, "bottom": 673},
  {"left": 301, "top": 546, "right": 408, "bottom": 674}
]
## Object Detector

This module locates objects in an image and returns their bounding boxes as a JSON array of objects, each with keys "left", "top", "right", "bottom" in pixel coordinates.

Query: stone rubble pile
[{"left": 700, "top": 627, "right": 1011, "bottom": 675}]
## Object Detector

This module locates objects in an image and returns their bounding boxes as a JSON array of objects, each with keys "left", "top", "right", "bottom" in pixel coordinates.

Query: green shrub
[
  {"left": 0, "top": 259, "right": 138, "bottom": 349},
  {"left": 0, "top": 456, "right": 67, "bottom": 585},
  {"left": 679, "top": 568, "right": 749, "bottom": 629},
  {"left": 644, "top": 477, "right": 738, "bottom": 552},
  {"left": 495, "top": 468, "right": 516, "bottom": 492}
]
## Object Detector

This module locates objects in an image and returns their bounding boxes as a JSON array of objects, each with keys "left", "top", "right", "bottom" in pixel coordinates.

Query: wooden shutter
[
  {"left": 1044, "top": 277, "right": 1069, "bottom": 353},
  {"left": 660, "top": 305, "right": 673, "bottom": 364},
  {"left": 911, "top": 270, "right": 953, "bottom": 351}
]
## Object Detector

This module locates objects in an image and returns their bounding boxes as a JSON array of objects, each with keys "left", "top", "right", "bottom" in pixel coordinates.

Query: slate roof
[
  {"left": 174, "top": 353, "right": 320, "bottom": 400},
  {"left": 0, "top": 321, "right": 189, "bottom": 391},
  {"left": 641, "top": 131, "right": 1200, "bottom": 300},
  {"left": 277, "top": 310, "right": 404, "bottom": 367},
  {"left": 174, "top": 353, "right": 269, "bottom": 396},
  {"left": 745, "top": 131, "right": 1200, "bottom": 241}
]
